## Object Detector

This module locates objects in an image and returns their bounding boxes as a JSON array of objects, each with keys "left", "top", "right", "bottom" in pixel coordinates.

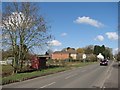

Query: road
[{"left": 2, "top": 60, "right": 118, "bottom": 89}]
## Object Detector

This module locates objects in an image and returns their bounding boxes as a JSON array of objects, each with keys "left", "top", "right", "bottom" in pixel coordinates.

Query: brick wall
[{"left": 52, "top": 53, "right": 69, "bottom": 60}]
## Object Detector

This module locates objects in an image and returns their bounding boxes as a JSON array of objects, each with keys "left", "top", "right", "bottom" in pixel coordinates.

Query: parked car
[{"left": 100, "top": 59, "right": 108, "bottom": 66}]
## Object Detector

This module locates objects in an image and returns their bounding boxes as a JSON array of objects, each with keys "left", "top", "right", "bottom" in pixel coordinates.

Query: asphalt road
[{"left": 3, "top": 60, "right": 118, "bottom": 89}]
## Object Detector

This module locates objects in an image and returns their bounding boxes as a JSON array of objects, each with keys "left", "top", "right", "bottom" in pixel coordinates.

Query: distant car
[{"left": 100, "top": 59, "right": 108, "bottom": 66}]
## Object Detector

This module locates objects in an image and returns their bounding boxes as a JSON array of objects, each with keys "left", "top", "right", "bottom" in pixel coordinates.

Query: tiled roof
[
  {"left": 67, "top": 50, "right": 77, "bottom": 54},
  {"left": 53, "top": 51, "right": 69, "bottom": 54},
  {"left": 53, "top": 50, "right": 77, "bottom": 54}
]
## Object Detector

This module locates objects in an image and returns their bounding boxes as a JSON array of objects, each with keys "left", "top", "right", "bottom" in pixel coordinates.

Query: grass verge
[
  {"left": 2, "top": 62, "right": 98, "bottom": 85},
  {"left": 2, "top": 67, "right": 67, "bottom": 85},
  {"left": 66, "top": 61, "right": 97, "bottom": 68}
]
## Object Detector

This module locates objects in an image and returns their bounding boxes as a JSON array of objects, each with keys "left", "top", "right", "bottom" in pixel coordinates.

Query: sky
[
  {"left": 2, "top": 2, "right": 118, "bottom": 54},
  {"left": 35, "top": 2, "right": 118, "bottom": 54},
  {"left": 2, "top": 0, "right": 120, "bottom": 2}
]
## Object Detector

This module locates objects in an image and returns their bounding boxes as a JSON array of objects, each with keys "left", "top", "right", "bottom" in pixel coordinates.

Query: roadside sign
[{"left": 82, "top": 54, "right": 86, "bottom": 59}]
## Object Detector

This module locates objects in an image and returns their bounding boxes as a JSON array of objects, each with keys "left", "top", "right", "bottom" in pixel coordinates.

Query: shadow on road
[{"left": 112, "top": 63, "right": 119, "bottom": 69}]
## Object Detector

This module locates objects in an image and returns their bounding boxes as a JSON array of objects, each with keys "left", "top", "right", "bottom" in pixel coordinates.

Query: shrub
[{"left": 88, "top": 54, "right": 97, "bottom": 62}]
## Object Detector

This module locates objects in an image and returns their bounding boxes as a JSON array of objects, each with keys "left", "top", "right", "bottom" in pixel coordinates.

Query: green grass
[
  {"left": 2, "top": 61, "right": 98, "bottom": 85},
  {"left": 2, "top": 67, "right": 67, "bottom": 85},
  {"left": 66, "top": 62, "right": 98, "bottom": 68}
]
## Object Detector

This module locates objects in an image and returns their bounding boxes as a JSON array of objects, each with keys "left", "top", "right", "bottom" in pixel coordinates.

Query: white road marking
[
  {"left": 65, "top": 74, "right": 77, "bottom": 79},
  {"left": 100, "top": 61, "right": 114, "bottom": 88},
  {"left": 40, "top": 82, "right": 56, "bottom": 88},
  {"left": 106, "top": 67, "right": 113, "bottom": 79}
]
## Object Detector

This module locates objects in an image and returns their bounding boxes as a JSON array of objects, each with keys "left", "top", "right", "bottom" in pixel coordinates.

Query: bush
[
  {"left": 88, "top": 54, "right": 97, "bottom": 62},
  {"left": 2, "top": 65, "right": 14, "bottom": 77}
]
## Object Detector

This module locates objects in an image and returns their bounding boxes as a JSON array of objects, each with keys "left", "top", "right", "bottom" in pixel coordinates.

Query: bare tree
[{"left": 2, "top": 2, "right": 52, "bottom": 73}]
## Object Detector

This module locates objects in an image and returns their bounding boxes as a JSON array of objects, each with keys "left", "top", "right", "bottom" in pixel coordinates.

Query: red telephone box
[
  {"left": 31, "top": 56, "right": 47, "bottom": 70},
  {"left": 31, "top": 56, "right": 40, "bottom": 70}
]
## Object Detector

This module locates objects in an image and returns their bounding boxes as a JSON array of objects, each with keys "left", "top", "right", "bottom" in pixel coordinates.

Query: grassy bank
[
  {"left": 66, "top": 61, "right": 97, "bottom": 68},
  {"left": 2, "top": 67, "right": 67, "bottom": 85},
  {"left": 2, "top": 61, "right": 97, "bottom": 85},
  {"left": 2, "top": 65, "right": 14, "bottom": 77}
]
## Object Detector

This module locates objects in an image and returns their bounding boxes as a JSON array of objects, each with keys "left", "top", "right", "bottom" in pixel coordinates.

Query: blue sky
[
  {"left": 36, "top": 2, "right": 118, "bottom": 54},
  {"left": 2, "top": 2, "right": 118, "bottom": 54}
]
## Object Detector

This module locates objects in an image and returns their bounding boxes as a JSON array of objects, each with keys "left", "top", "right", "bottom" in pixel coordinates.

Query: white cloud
[
  {"left": 74, "top": 16, "right": 104, "bottom": 28},
  {"left": 48, "top": 40, "right": 62, "bottom": 46},
  {"left": 53, "top": 48, "right": 62, "bottom": 52},
  {"left": 61, "top": 33, "right": 67, "bottom": 36},
  {"left": 106, "top": 32, "right": 118, "bottom": 40},
  {"left": 54, "top": 49, "right": 58, "bottom": 51},
  {"left": 95, "top": 35, "right": 104, "bottom": 41}
]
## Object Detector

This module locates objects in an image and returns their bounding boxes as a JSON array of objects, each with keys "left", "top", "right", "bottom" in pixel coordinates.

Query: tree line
[{"left": 46, "top": 45, "right": 113, "bottom": 60}]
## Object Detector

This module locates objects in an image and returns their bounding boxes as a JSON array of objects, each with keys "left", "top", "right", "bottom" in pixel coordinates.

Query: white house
[
  {"left": 70, "top": 53, "right": 77, "bottom": 60},
  {"left": 68, "top": 50, "right": 78, "bottom": 60}
]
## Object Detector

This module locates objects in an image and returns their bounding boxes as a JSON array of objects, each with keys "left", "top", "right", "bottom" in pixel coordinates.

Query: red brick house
[
  {"left": 52, "top": 51, "right": 69, "bottom": 60},
  {"left": 51, "top": 50, "right": 78, "bottom": 60}
]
